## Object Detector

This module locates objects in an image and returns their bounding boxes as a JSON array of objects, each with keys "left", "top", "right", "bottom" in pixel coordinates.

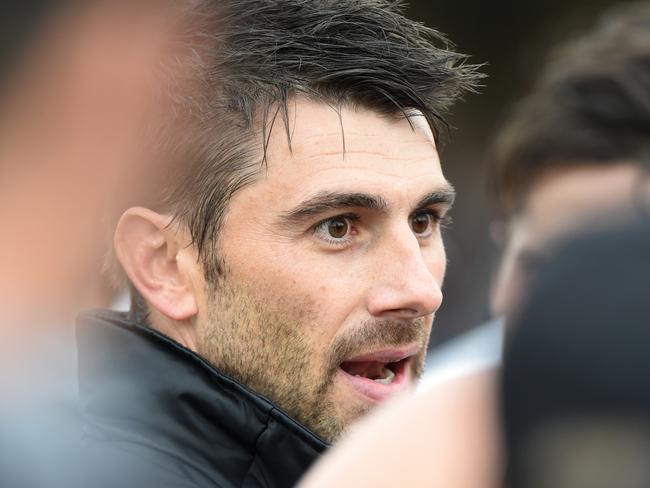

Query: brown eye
[
  {"left": 410, "top": 213, "right": 432, "bottom": 235},
  {"left": 314, "top": 216, "right": 354, "bottom": 245},
  {"left": 327, "top": 218, "right": 349, "bottom": 239}
]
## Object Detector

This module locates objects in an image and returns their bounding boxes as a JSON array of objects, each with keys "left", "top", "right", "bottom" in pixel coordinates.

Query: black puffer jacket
[{"left": 77, "top": 310, "right": 328, "bottom": 488}]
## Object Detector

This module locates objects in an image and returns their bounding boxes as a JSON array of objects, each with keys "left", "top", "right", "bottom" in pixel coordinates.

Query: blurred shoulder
[{"left": 300, "top": 368, "right": 502, "bottom": 488}]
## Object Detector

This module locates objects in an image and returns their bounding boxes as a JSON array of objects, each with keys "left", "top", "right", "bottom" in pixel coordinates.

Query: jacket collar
[{"left": 77, "top": 310, "right": 328, "bottom": 487}]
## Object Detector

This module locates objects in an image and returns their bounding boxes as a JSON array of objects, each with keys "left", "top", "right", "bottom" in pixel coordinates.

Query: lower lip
[{"left": 338, "top": 358, "right": 411, "bottom": 404}]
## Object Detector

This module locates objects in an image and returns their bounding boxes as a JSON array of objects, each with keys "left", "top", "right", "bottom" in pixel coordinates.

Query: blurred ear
[{"left": 114, "top": 207, "right": 198, "bottom": 321}]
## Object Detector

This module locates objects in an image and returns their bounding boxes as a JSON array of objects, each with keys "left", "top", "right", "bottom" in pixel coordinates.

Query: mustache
[{"left": 323, "top": 318, "right": 428, "bottom": 379}]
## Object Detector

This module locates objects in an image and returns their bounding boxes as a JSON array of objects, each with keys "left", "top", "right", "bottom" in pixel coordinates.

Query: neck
[{"left": 145, "top": 308, "right": 199, "bottom": 352}]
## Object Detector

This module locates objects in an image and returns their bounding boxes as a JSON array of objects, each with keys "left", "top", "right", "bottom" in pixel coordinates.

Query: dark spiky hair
[
  {"left": 207, "top": 0, "right": 479, "bottom": 143},
  {"left": 160, "top": 0, "right": 481, "bottom": 282}
]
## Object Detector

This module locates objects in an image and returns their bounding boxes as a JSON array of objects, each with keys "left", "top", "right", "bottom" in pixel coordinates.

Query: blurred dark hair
[
  {"left": 160, "top": 0, "right": 482, "bottom": 283},
  {"left": 491, "top": 2, "right": 650, "bottom": 214},
  {"left": 0, "top": 1, "right": 55, "bottom": 87}
]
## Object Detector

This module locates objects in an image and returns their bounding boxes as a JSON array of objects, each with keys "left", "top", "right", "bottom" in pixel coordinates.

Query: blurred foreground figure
[
  {"left": 0, "top": 0, "right": 184, "bottom": 336},
  {"left": 302, "top": 3, "right": 650, "bottom": 487},
  {"left": 0, "top": 2, "right": 193, "bottom": 487},
  {"left": 503, "top": 220, "right": 650, "bottom": 488},
  {"left": 299, "top": 369, "right": 502, "bottom": 488}
]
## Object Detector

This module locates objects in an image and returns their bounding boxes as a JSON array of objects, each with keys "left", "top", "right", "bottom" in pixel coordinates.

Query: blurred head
[
  {"left": 0, "top": 0, "right": 190, "bottom": 322},
  {"left": 113, "top": 0, "right": 481, "bottom": 442},
  {"left": 490, "top": 3, "right": 650, "bottom": 317}
]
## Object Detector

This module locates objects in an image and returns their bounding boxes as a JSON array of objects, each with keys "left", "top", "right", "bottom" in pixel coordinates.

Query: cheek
[{"left": 228, "top": 247, "right": 351, "bottom": 321}]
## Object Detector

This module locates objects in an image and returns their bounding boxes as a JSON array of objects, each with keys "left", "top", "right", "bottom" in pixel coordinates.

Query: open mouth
[
  {"left": 337, "top": 346, "right": 418, "bottom": 403},
  {"left": 339, "top": 357, "right": 408, "bottom": 385}
]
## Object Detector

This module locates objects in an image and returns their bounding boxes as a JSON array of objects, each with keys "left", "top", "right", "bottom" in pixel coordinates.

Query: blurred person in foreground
[
  {"left": 301, "top": 3, "right": 650, "bottom": 487},
  {"left": 422, "top": 1, "right": 650, "bottom": 387},
  {"left": 76, "top": 1, "right": 481, "bottom": 487},
  {"left": 0, "top": 0, "right": 186, "bottom": 344},
  {"left": 0, "top": 1, "right": 196, "bottom": 487}
]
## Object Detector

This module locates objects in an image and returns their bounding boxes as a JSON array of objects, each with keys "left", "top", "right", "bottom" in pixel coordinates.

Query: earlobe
[{"left": 114, "top": 207, "right": 198, "bottom": 322}]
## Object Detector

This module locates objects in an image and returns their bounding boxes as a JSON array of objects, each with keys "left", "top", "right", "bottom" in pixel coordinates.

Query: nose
[{"left": 366, "top": 231, "right": 444, "bottom": 321}]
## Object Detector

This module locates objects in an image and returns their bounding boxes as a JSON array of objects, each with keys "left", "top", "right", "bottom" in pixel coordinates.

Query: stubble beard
[{"left": 198, "top": 278, "right": 431, "bottom": 443}]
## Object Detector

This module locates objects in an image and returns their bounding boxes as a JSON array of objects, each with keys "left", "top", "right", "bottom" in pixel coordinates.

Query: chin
[{"left": 327, "top": 373, "right": 402, "bottom": 434}]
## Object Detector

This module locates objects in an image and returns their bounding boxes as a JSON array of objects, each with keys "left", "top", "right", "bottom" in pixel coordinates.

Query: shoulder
[{"left": 299, "top": 368, "right": 502, "bottom": 488}]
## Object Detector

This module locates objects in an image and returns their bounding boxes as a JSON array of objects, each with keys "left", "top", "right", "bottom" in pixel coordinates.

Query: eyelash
[{"left": 415, "top": 209, "right": 452, "bottom": 226}]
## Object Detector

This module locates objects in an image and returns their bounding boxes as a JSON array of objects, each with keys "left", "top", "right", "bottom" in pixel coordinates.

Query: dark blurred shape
[
  {"left": 0, "top": 1, "right": 54, "bottom": 84},
  {"left": 502, "top": 218, "right": 650, "bottom": 488},
  {"left": 496, "top": 6, "right": 650, "bottom": 463}
]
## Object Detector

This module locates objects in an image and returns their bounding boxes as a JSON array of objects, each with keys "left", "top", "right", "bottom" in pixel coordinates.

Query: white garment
[{"left": 418, "top": 318, "right": 503, "bottom": 392}]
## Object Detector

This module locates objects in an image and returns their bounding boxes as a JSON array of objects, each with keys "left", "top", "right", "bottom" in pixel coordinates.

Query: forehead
[{"left": 260, "top": 100, "right": 445, "bottom": 199}]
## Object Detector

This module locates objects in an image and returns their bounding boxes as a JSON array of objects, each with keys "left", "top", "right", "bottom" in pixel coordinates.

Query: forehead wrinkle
[
  {"left": 287, "top": 130, "right": 437, "bottom": 158},
  {"left": 290, "top": 139, "right": 439, "bottom": 167},
  {"left": 296, "top": 130, "right": 433, "bottom": 143},
  {"left": 266, "top": 162, "right": 442, "bottom": 188},
  {"left": 290, "top": 137, "right": 436, "bottom": 157},
  {"left": 296, "top": 151, "right": 438, "bottom": 165}
]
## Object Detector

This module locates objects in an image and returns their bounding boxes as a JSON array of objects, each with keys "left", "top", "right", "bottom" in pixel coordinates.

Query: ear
[{"left": 114, "top": 207, "right": 198, "bottom": 321}]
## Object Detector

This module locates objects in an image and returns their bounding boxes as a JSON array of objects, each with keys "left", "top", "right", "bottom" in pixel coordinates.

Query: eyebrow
[
  {"left": 278, "top": 184, "right": 456, "bottom": 226},
  {"left": 278, "top": 191, "right": 389, "bottom": 225},
  {"left": 412, "top": 186, "right": 456, "bottom": 211}
]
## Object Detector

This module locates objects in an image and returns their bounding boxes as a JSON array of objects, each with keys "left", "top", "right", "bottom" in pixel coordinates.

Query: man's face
[
  {"left": 492, "top": 163, "right": 645, "bottom": 318},
  {"left": 194, "top": 100, "right": 453, "bottom": 442}
]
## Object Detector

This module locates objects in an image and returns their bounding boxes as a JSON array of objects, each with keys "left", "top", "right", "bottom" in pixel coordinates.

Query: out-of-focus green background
[{"left": 405, "top": 0, "right": 628, "bottom": 347}]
